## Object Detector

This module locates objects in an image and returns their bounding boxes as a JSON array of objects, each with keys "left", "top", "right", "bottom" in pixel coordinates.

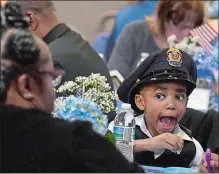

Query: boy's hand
[
  {"left": 146, "top": 133, "right": 184, "bottom": 152},
  {"left": 200, "top": 153, "right": 219, "bottom": 173}
]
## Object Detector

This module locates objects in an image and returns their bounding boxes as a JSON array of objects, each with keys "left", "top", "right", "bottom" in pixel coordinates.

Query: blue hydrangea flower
[{"left": 54, "top": 95, "right": 108, "bottom": 135}]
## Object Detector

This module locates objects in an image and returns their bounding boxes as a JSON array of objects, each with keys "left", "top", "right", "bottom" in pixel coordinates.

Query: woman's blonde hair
[{"left": 146, "top": 0, "right": 206, "bottom": 37}]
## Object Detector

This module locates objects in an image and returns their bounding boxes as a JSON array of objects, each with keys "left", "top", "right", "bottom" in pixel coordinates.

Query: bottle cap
[
  {"left": 121, "top": 103, "right": 131, "bottom": 110},
  {"left": 206, "top": 148, "right": 211, "bottom": 153}
]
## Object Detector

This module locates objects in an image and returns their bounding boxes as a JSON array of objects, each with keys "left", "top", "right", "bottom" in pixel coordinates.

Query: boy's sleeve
[{"left": 189, "top": 138, "right": 204, "bottom": 171}]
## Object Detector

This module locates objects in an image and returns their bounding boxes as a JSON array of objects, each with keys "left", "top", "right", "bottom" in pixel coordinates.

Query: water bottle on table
[{"left": 113, "top": 103, "right": 135, "bottom": 162}]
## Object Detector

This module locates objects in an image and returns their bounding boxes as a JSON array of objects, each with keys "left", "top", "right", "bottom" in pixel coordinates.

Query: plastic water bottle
[{"left": 113, "top": 103, "right": 135, "bottom": 162}]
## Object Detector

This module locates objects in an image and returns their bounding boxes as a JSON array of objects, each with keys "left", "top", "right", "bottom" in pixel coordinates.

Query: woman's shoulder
[{"left": 124, "top": 20, "right": 149, "bottom": 33}]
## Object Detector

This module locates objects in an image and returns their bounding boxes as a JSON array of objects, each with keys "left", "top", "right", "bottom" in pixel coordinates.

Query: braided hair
[{"left": 0, "top": 2, "right": 40, "bottom": 103}]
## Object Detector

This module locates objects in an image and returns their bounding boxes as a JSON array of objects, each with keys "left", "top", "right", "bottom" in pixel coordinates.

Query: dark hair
[
  {"left": 0, "top": 2, "right": 29, "bottom": 37},
  {"left": 0, "top": 2, "right": 40, "bottom": 103},
  {"left": 146, "top": 0, "right": 205, "bottom": 37}
]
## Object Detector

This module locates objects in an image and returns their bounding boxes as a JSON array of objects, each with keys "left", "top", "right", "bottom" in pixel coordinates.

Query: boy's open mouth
[{"left": 159, "top": 116, "right": 177, "bottom": 131}]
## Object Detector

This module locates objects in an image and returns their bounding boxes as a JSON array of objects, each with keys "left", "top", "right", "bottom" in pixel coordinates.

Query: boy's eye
[
  {"left": 176, "top": 94, "right": 186, "bottom": 100},
  {"left": 156, "top": 94, "right": 165, "bottom": 100}
]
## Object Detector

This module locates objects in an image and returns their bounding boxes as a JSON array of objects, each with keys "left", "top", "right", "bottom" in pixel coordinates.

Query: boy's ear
[{"left": 135, "top": 94, "right": 145, "bottom": 111}]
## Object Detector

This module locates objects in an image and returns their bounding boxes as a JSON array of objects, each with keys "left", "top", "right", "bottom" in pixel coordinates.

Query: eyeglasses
[
  {"left": 0, "top": 59, "right": 65, "bottom": 88},
  {"left": 37, "top": 69, "right": 65, "bottom": 88}
]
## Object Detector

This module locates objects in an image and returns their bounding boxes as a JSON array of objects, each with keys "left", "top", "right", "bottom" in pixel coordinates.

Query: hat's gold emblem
[
  {"left": 1, "top": 1, "right": 7, "bottom": 7},
  {"left": 166, "top": 48, "right": 182, "bottom": 67}
]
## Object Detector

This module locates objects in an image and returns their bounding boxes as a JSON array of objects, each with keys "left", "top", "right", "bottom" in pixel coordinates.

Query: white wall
[{"left": 53, "top": 1, "right": 126, "bottom": 42}]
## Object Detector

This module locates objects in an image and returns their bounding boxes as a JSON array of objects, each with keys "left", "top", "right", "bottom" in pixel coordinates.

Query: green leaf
[{"left": 104, "top": 130, "right": 116, "bottom": 144}]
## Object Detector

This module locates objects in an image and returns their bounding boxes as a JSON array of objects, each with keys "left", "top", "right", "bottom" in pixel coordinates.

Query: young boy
[{"left": 116, "top": 48, "right": 204, "bottom": 170}]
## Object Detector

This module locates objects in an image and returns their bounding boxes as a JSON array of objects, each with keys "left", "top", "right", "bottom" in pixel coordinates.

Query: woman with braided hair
[
  {"left": 0, "top": 2, "right": 144, "bottom": 173},
  {"left": 0, "top": 2, "right": 57, "bottom": 109}
]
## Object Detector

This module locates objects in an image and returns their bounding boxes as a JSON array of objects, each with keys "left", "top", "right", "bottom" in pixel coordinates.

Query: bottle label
[
  {"left": 113, "top": 126, "right": 135, "bottom": 141},
  {"left": 131, "top": 128, "right": 135, "bottom": 141}
]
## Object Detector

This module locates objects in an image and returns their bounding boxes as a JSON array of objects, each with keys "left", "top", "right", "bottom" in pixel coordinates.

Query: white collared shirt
[{"left": 108, "top": 114, "right": 204, "bottom": 170}]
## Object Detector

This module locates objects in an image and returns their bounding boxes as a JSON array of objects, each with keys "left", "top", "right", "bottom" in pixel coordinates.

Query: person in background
[
  {"left": 0, "top": 3, "right": 144, "bottom": 173},
  {"left": 105, "top": 0, "right": 157, "bottom": 61},
  {"left": 67, "top": 24, "right": 86, "bottom": 40},
  {"left": 107, "top": 0, "right": 205, "bottom": 78}
]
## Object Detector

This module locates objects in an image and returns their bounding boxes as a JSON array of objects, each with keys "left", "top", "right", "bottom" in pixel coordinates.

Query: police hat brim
[{"left": 128, "top": 71, "right": 196, "bottom": 114}]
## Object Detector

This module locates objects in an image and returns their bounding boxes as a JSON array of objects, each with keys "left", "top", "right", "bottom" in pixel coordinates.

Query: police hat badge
[
  {"left": 1, "top": 1, "right": 7, "bottom": 7},
  {"left": 167, "top": 48, "right": 182, "bottom": 67}
]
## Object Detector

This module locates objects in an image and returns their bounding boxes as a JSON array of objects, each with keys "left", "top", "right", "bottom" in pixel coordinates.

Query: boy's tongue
[{"left": 160, "top": 117, "right": 176, "bottom": 130}]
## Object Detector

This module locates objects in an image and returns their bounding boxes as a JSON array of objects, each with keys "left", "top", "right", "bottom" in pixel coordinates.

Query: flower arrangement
[
  {"left": 53, "top": 73, "right": 117, "bottom": 136},
  {"left": 167, "top": 34, "right": 202, "bottom": 56}
]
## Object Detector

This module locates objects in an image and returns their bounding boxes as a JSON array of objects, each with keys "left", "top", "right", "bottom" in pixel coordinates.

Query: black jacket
[
  {"left": 180, "top": 108, "right": 219, "bottom": 154},
  {"left": 43, "top": 23, "right": 116, "bottom": 122},
  {"left": 0, "top": 105, "right": 144, "bottom": 173},
  {"left": 134, "top": 108, "right": 219, "bottom": 154},
  {"left": 134, "top": 125, "right": 196, "bottom": 168},
  {"left": 43, "top": 23, "right": 114, "bottom": 89}
]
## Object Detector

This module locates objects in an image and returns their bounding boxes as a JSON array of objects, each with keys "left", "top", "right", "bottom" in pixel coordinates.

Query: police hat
[{"left": 117, "top": 48, "right": 197, "bottom": 113}]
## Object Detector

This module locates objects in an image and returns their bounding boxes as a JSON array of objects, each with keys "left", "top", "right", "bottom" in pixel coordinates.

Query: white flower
[
  {"left": 167, "top": 35, "right": 177, "bottom": 44},
  {"left": 167, "top": 35, "right": 201, "bottom": 56},
  {"left": 190, "top": 36, "right": 199, "bottom": 44},
  {"left": 55, "top": 73, "right": 116, "bottom": 115},
  {"left": 181, "top": 37, "right": 190, "bottom": 45},
  {"left": 175, "top": 42, "right": 188, "bottom": 51}
]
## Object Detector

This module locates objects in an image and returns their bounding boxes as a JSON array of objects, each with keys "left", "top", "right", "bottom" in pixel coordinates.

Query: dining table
[{"left": 140, "top": 165, "right": 198, "bottom": 173}]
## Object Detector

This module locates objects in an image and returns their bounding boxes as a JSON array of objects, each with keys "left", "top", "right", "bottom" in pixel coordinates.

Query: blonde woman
[{"left": 107, "top": 1, "right": 205, "bottom": 78}]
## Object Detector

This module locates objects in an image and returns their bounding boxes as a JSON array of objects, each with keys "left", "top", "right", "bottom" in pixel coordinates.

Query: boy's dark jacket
[
  {"left": 0, "top": 105, "right": 144, "bottom": 173},
  {"left": 134, "top": 124, "right": 196, "bottom": 168},
  {"left": 133, "top": 107, "right": 219, "bottom": 154}
]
